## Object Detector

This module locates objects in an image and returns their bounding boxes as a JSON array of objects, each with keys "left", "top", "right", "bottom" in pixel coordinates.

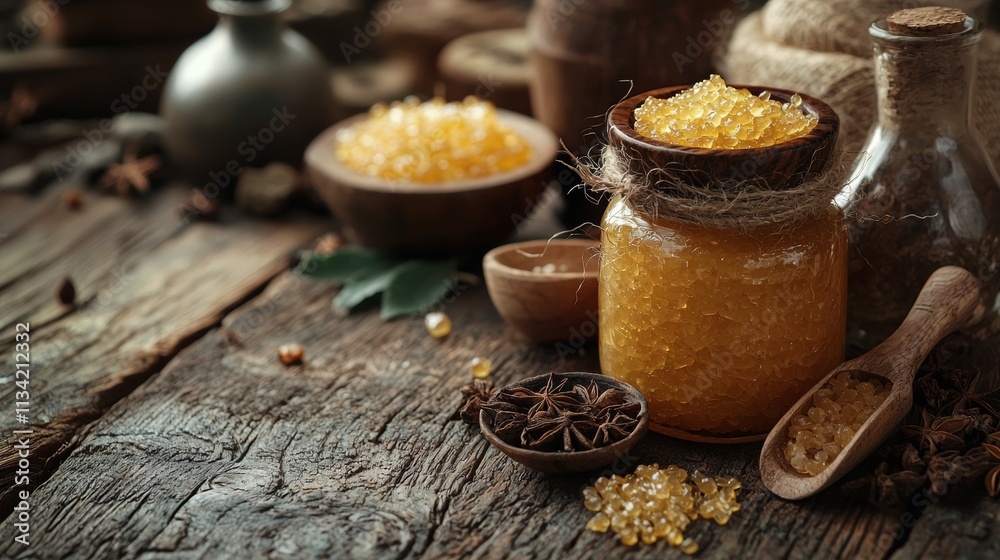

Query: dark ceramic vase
[{"left": 161, "top": 0, "right": 336, "bottom": 191}]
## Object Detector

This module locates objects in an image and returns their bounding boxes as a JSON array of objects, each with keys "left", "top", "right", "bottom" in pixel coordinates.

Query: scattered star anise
[
  {"left": 902, "top": 410, "right": 969, "bottom": 455},
  {"left": 845, "top": 332, "right": 1000, "bottom": 506},
  {"left": 477, "top": 374, "right": 642, "bottom": 453},
  {"left": 100, "top": 147, "right": 161, "bottom": 197},
  {"left": 940, "top": 371, "right": 1000, "bottom": 416},
  {"left": 458, "top": 379, "right": 494, "bottom": 425}
]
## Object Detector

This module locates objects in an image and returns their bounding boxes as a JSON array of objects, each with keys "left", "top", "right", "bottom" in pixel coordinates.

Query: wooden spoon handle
[{"left": 872, "top": 266, "right": 982, "bottom": 376}]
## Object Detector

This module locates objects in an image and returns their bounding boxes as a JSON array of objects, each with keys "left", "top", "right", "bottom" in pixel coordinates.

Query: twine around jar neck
[{"left": 574, "top": 142, "right": 849, "bottom": 233}]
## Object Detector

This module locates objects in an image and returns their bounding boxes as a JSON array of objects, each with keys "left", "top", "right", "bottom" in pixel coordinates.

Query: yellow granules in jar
[
  {"left": 583, "top": 464, "right": 741, "bottom": 552},
  {"left": 600, "top": 202, "right": 848, "bottom": 437},
  {"left": 633, "top": 75, "right": 817, "bottom": 149},
  {"left": 335, "top": 96, "right": 533, "bottom": 183},
  {"left": 784, "top": 372, "right": 890, "bottom": 476}
]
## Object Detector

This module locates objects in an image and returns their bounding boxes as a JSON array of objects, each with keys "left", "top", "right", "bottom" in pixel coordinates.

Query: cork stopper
[{"left": 887, "top": 6, "right": 967, "bottom": 37}]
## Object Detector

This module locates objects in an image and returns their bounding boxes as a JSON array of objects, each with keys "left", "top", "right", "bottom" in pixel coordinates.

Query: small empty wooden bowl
[
  {"left": 483, "top": 239, "right": 600, "bottom": 343},
  {"left": 304, "top": 109, "right": 557, "bottom": 257},
  {"left": 479, "top": 372, "right": 649, "bottom": 474}
]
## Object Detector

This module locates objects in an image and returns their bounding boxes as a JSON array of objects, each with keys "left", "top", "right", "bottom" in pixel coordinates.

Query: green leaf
[
  {"left": 333, "top": 265, "right": 398, "bottom": 310},
  {"left": 296, "top": 247, "right": 392, "bottom": 283},
  {"left": 380, "top": 261, "right": 458, "bottom": 320}
]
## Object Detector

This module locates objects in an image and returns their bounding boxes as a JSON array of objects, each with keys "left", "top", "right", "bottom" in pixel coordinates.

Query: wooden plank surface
[
  {"left": 0, "top": 272, "right": 910, "bottom": 560},
  {"left": 0, "top": 185, "right": 327, "bottom": 511}
]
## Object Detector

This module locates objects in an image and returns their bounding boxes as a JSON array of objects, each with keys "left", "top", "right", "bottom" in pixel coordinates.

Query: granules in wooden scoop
[{"left": 784, "top": 371, "right": 891, "bottom": 476}]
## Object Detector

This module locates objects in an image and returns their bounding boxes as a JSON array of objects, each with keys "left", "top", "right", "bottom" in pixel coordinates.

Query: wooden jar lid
[
  {"left": 438, "top": 28, "right": 532, "bottom": 115},
  {"left": 887, "top": 6, "right": 967, "bottom": 37}
]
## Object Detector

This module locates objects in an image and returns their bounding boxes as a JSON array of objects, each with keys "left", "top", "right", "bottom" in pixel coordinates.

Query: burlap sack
[
  {"left": 721, "top": 2, "right": 1000, "bottom": 168},
  {"left": 721, "top": 13, "right": 876, "bottom": 153},
  {"left": 760, "top": 0, "right": 990, "bottom": 58}
]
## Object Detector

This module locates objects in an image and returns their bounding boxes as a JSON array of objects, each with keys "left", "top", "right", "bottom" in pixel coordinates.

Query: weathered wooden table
[{"left": 0, "top": 183, "right": 996, "bottom": 559}]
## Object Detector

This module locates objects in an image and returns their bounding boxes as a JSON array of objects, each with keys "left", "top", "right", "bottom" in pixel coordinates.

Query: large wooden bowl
[
  {"left": 305, "top": 110, "right": 558, "bottom": 256},
  {"left": 608, "top": 85, "right": 841, "bottom": 191}
]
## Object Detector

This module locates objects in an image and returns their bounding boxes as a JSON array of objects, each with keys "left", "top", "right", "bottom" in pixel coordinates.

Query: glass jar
[
  {"left": 599, "top": 86, "right": 848, "bottom": 441},
  {"left": 601, "top": 200, "right": 847, "bottom": 439},
  {"left": 840, "top": 9, "right": 1000, "bottom": 348}
]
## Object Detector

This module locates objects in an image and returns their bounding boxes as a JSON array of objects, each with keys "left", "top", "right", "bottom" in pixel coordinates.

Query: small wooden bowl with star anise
[{"left": 479, "top": 372, "right": 649, "bottom": 474}]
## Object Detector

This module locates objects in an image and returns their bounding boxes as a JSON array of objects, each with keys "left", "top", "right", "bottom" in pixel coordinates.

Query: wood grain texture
[
  {"left": 0, "top": 185, "right": 327, "bottom": 512},
  {"left": 0, "top": 273, "right": 906, "bottom": 560}
]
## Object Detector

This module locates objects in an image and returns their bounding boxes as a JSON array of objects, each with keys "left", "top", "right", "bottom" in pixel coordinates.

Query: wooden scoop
[{"left": 760, "top": 266, "right": 983, "bottom": 500}]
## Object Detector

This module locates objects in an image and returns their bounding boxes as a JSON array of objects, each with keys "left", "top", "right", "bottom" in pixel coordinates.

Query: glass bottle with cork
[{"left": 840, "top": 6, "right": 1000, "bottom": 348}]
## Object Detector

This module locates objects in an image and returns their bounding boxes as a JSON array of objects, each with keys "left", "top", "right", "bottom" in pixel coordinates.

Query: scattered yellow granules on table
[
  {"left": 469, "top": 356, "right": 492, "bottom": 379},
  {"left": 335, "top": 96, "right": 533, "bottom": 183},
  {"left": 633, "top": 75, "right": 817, "bottom": 149},
  {"left": 784, "top": 372, "right": 890, "bottom": 476},
  {"left": 424, "top": 311, "right": 452, "bottom": 339},
  {"left": 583, "top": 464, "right": 741, "bottom": 552}
]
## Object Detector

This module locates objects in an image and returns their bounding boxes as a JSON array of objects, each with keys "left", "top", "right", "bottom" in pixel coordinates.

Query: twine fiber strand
[{"left": 574, "top": 143, "right": 847, "bottom": 231}]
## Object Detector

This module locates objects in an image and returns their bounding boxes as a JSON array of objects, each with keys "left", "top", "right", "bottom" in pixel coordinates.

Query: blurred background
[{"left": 0, "top": 0, "right": 997, "bottom": 224}]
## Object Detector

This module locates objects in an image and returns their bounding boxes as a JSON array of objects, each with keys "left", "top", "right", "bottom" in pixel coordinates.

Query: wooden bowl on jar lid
[{"left": 607, "top": 85, "right": 841, "bottom": 191}]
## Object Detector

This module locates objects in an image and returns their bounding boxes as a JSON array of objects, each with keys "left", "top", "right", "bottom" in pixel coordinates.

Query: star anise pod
[
  {"left": 593, "top": 415, "right": 634, "bottom": 448},
  {"left": 916, "top": 373, "right": 954, "bottom": 414},
  {"left": 961, "top": 409, "right": 997, "bottom": 437},
  {"left": 481, "top": 401, "right": 527, "bottom": 445},
  {"left": 458, "top": 379, "right": 494, "bottom": 425},
  {"left": 524, "top": 412, "right": 598, "bottom": 452},
  {"left": 572, "top": 379, "right": 601, "bottom": 404},
  {"left": 901, "top": 443, "right": 927, "bottom": 474},
  {"left": 926, "top": 450, "right": 961, "bottom": 496},
  {"left": 498, "top": 373, "right": 582, "bottom": 416},
  {"left": 902, "top": 410, "right": 969, "bottom": 454},
  {"left": 940, "top": 371, "right": 1000, "bottom": 417},
  {"left": 100, "top": 147, "right": 161, "bottom": 197}
]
